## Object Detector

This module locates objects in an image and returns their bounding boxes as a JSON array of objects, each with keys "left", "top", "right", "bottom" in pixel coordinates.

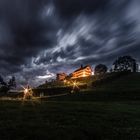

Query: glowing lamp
[
  {"left": 73, "top": 82, "right": 76, "bottom": 86},
  {"left": 24, "top": 88, "right": 28, "bottom": 94}
]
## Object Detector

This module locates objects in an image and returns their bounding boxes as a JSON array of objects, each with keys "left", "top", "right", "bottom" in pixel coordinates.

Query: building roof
[{"left": 74, "top": 65, "right": 91, "bottom": 72}]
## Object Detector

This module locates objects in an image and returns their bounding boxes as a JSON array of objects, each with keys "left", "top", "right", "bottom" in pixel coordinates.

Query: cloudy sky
[{"left": 0, "top": 0, "right": 140, "bottom": 86}]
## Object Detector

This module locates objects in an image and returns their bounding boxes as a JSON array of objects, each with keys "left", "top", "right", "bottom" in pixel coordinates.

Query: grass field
[{"left": 0, "top": 73, "right": 140, "bottom": 140}]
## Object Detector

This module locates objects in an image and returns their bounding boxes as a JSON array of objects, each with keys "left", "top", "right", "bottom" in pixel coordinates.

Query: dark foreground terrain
[{"left": 0, "top": 73, "right": 140, "bottom": 140}]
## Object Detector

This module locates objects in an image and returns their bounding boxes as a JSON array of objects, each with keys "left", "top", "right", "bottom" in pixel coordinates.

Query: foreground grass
[
  {"left": 1, "top": 73, "right": 140, "bottom": 140},
  {"left": 0, "top": 100, "right": 140, "bottom": 140}
]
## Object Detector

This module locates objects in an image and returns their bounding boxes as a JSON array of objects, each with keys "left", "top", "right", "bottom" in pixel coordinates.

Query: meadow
[{"left": 0, "top": 73, "right": 140, "bottom": 140}]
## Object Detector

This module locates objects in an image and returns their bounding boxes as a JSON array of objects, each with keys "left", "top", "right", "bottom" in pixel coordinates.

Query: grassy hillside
[
  {"left": 0, "top": 101, "right": 140, "bottom": 140},
  {"left": 94, "top": 73, "right": 140, "bottom": 92},
  {"left": 47, "top": 73, "right": 140, "bottom": 101},
  {"left": 0, "top": 73, "right": 140, "bottom": 140}
]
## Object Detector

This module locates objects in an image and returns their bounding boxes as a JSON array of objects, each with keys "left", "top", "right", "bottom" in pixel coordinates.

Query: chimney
[{"left": 81, "top": 64, "right": 83, "bottom": 68}]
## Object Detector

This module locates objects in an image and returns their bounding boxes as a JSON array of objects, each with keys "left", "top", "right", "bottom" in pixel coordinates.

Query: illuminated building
[
  {"left": 56, "top": 73, "right": 67, "bottom": 81},
  {"left": 70, "top": 65, "right": 92, "bottom": 79}
]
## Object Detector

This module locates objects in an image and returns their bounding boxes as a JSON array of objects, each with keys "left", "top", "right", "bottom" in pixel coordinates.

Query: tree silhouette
[
  {"left": 113, "top": 56, "right": 137, "bottom": 72},
  {"left": 94, "top": 64, "right": 108, "bottom": 75},
  {"left": 8, "top": 76, "right": 16, "bottom": 89},
  {"left": 0, "top": 75, "right": 7, "bottom": 86},
  {"left": 0, "top": 75, "right": 9, "bottom": 94},
  {"left": 0, "top": 76, "right": 17, "bottom": 95}
]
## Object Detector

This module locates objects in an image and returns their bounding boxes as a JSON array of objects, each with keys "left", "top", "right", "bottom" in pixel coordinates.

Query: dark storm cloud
[
  {"left": 54, "top": 0, "right": 109, "bottom": 18},
  {"left": 0, "top": 0, "right": 57, "bottom": 75},
  {"left": 39, "top": 0, "right": 140, "bottom": 75},
  {"left": 0, "top": 0, "right": 140, "bottom": 86}
]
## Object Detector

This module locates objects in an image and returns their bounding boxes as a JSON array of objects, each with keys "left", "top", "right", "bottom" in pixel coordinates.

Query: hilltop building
[
  {"left": 56, "top": 73, "right": 67, "bottom": 81},
  {"left": 70, "top": 65, "right": 92, "bottom": 79},
  {"left": 56, "top": 65, "right": 93, "bottom": 81}
]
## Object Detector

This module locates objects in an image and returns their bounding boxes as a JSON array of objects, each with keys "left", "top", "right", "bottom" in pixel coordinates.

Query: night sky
[{"left": 0, "top": 0, "right": 140, "bottom": 86}]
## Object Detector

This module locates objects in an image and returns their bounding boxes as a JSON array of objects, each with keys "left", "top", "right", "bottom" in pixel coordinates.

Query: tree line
[
  {"left": 94, "top": 55, "right": 138, "bottom": 75},
  {"left": 0, "top": 76, "right": 16, "bottom": 94}
]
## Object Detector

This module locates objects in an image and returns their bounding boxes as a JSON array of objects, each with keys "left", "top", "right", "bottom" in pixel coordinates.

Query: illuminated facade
[
  {"left": 56, "top": 73, "right": 67, "bottom": 81},
  {"left": 70, "top": 65, "right": 92, "bottom": 79}
]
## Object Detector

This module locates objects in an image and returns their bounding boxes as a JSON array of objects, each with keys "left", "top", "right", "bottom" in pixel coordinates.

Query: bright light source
[
  {"left": 73, "top": 82, "right": 76, "bottom": 86},
  {"left": 71, "top": 81, "right": 80, "bottom": 93},
  {"left": 22, "top": 85, "right": 33, "bottom": 100},
  {"left": 24, "top": 89, "right": 28, "bottom": 94},
  {"left": 72, "top": 81, "right": 79, "bottom": 88}
]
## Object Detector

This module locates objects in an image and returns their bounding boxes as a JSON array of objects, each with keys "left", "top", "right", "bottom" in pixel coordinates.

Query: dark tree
[
  {"left": 112, "top": 56, "right": 137, "bottom": 72},
  {"left": 0, "top": 75, "right": 7, "bottom": 86},
  {"left": 8, "top": 76, "right": 16, "bottom": 89},
  {"left": 0, "top": 75, "right": 3, "bottom": 83},
  {"left": 94, "top": 64, "right": 108, "bottom": 75},
  {"left": 0, "top": 76, "right": 17, "bottom": 95},
  {"left": 0, "top": 75, "right": 9, "bottom": 94}
]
